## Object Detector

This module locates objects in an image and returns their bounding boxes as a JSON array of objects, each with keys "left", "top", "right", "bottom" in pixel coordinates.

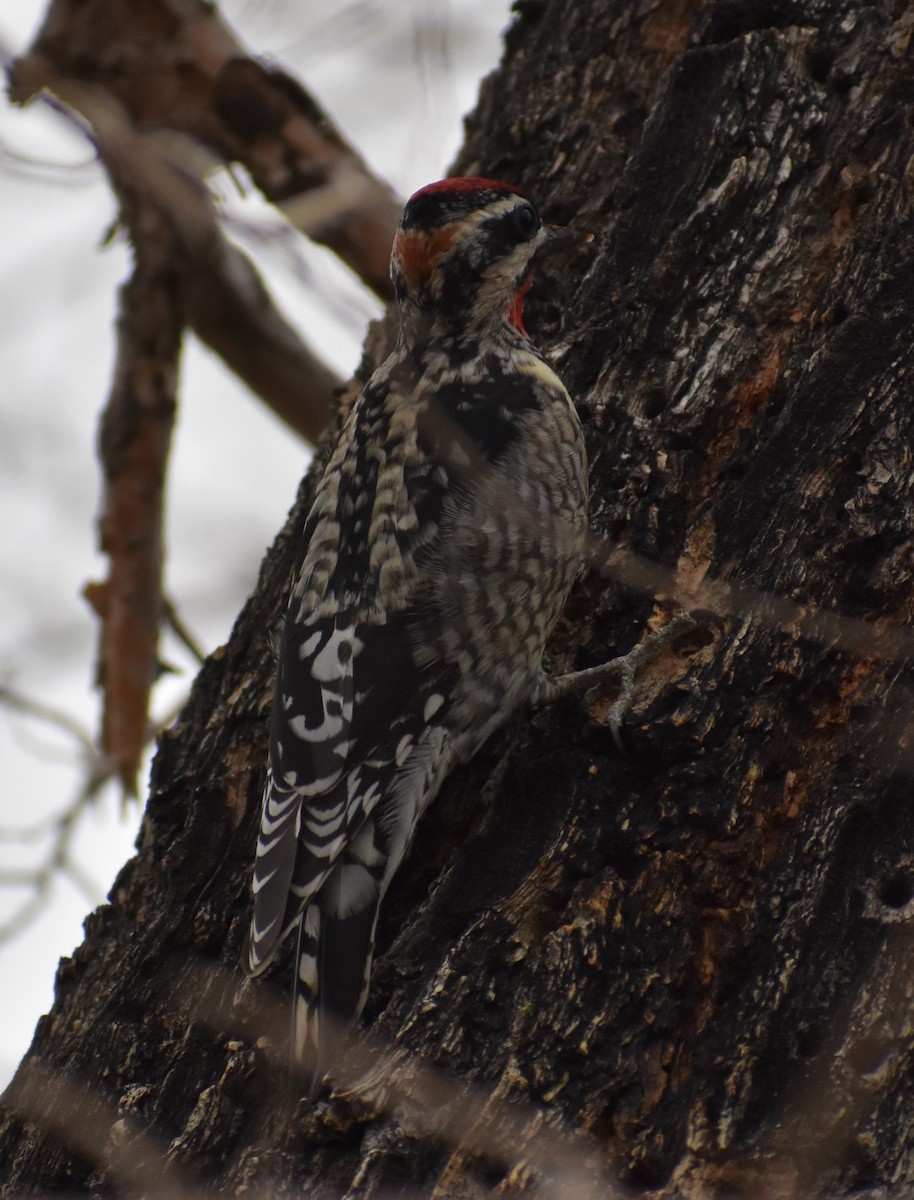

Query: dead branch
[
  {"left": 8, "top": 65, "right": 344, "bottom": 443},
  {"left": 8, "top": 0, "right": 403, "bottom": 299},
  {"left": 81, "top": 179, "right": 183, "bottom": 794},
  {"left": 185, "top": 233, "right": 341, "bottom": 443}
]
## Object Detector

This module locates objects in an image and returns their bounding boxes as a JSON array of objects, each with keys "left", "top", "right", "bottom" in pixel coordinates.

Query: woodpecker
[{"left": 241, "top": 177, "right": 705, "bottom": 1091}]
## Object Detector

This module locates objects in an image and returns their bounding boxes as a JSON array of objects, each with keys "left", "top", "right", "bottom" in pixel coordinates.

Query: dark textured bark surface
[{"left": 4, "top": 1, "right": 914, "bottom": 1196}]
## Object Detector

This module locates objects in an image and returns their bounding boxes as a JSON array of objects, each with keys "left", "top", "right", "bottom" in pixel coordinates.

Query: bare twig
[
  {"left": 0, "top": 684, "right": 188, "bottom": 945},
  {"left": 0, "top": 769, "right": 106, "bottom": 943},
  {"left": 162, "top": 596, "right": 206, "bottom": 666},
  {"left": 0, "top": 136, "right": 99, "bottom": 185},
  {"left": 0, "top": 682, "right": 94, "bottom": 752},
  {"left": 595, "top": 533, "right": 914, "bottom": 664}
]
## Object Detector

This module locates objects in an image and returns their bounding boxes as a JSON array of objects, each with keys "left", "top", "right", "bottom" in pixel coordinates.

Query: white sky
[{"left": 0, "top": 0, "right": 512, "bottom": 1090}]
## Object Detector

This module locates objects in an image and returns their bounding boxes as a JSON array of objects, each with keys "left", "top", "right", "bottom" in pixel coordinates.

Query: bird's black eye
[{"left": 510, "top": 203, "right": 539, "bottom": 239}]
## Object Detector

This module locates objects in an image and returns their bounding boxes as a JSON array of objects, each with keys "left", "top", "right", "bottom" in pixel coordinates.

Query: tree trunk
[{"left": 4, "top": 1, "right": 914, "bottom": 1196}]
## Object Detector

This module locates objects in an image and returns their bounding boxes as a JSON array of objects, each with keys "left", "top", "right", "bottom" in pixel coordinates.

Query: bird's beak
[{"left": 539, "top": 224, "right": 594, "bottom": 256}]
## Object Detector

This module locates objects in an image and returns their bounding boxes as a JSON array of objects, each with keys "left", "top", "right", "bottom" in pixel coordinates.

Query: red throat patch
[{"left": 508, "top": 276, "right": 533, "bottom": 336}]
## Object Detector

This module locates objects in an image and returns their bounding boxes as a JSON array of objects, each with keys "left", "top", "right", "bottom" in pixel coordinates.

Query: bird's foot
[{"left": 535, "top": 609, "right": 723, "bottom": 748}]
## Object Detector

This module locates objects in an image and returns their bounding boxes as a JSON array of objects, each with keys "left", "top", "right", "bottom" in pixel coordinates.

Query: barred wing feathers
[
  {"left": 242, "top": 370, "right": 453, "bottom": 980},
  {"left": 244, "top": 624, "right": 452, "bottom": 968}
]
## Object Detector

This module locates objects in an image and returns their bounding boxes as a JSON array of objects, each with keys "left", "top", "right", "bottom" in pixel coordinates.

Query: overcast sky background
[{"left": 0, "top": 0, "right": 513, "bottom": 1090}]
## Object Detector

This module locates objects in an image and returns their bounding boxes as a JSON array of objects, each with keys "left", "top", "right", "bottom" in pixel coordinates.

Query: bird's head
[{"left": 391, "top": 177, "right": 551, "bottom": 344}]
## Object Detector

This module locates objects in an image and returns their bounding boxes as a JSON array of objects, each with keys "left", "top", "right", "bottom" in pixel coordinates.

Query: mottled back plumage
[{"left": 242, "top": 177, "right": 589, "bottom": 1090}]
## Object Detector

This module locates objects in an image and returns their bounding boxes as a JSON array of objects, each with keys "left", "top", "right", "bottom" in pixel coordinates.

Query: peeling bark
[{"left": 5, "top": 1, "right": 914, "bottom": 1197}]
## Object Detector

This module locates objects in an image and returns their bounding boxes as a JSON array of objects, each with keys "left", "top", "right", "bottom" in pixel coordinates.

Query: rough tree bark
[{"left": 4, "top": 1, "right": 914, "bottom": 1196}]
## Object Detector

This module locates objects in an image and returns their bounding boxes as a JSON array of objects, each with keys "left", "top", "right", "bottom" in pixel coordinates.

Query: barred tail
[
  {"left": 293, "top": 903, "right": 322, "bottom": 1093},
  {"left": 294, "top": 828, "right": 386, "bottom": 1094},
  {"left": 294, "top": 902, "right": 382, "bottom": 1096}
]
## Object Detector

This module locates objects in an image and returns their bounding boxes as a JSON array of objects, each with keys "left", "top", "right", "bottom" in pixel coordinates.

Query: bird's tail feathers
[
  {"left": 294, "top": 885, "right": 383, "bottom": 1096},
  {"left": 293, "top": 903, "right": 323, "bottom": 1094}
]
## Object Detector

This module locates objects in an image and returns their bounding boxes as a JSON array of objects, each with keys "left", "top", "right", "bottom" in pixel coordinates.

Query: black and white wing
[{"left": 240, "top": 371, "right": 456, "bottom": 1074}]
